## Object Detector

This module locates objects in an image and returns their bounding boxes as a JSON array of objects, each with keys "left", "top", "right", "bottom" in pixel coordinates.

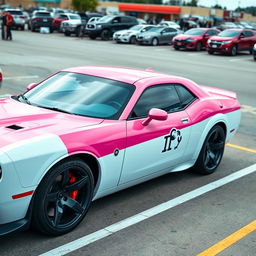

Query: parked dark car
[
  {"left": 207, "top": 29, "right": 256, "bottom": 56},
  {"left": 86, "top": 15, "right": 138, "bottom": 40},
  {"left": 173, "top": 28, "right": 220, "bottom": 51},
  {"left": 136, "top": 26, "right": 181, "bottom": 46},
  {"left": 28, "top": 11, "right": 53, "bottom": 32}
]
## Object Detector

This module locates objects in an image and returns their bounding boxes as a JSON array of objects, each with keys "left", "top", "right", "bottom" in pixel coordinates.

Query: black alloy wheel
[
  {"left": 196, "top": 41, "right": 202, "bottom": 51},
  {"left": 101, "top": 29, "right": 111, "bottom": 40},
  {"left": 152, "top": 37, "right": 159, "bottom": 46},
  {"left": 192, "top": 125, "right": 226, "bottom": 175},
  {"left": 32, "top": 158, "right": 94, "bottom": 236},
  {"left": 130, "top": 36, "right": 136, "bottom": 44},
  {"left": 230, "top": 45, "right": 237, "bottom": 56}
]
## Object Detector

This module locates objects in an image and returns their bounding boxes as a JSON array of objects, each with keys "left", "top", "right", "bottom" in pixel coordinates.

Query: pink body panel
[{"left": 0, "top": 67, "right": 240, "bottom": 159}]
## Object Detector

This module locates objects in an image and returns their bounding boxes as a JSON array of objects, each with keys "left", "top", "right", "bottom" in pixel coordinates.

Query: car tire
[
  {"left": 101, "top": 29, "right": 111, "bottom": 41},
  {"left": 32, "top": 158, "right": 94, "bottom": 236},
  {"left": 196, "top": 42, "right": 202, "bottom": 51},
  {"left": 130, "top": 36, "right": 136, "bottom": 44},
  {"left": 254, "top": 55, "right": 256, "bottom": 61},
  {"left": 76, "top": 26, "right": 81, "bottom": 37},
  {"left": 230, "top": 45, "right": 237, "bottom": 56},
  {"left": 208, "top": 50, "right": 214, "bottom": 55},
  {"left": 152, "top": 37, "right": 159, "bottom": 46},
  {"left": 192, "top": 125, "right": 226, "bottom": 175},
  {"left": 64, "top": 31, "right": 71, "bottom": 36},
  {"left": 21, "top": 25, "right": 25, "bottom": 31},
  {"left": 174, "top": 46, "right": 179, "bottom": 50}
]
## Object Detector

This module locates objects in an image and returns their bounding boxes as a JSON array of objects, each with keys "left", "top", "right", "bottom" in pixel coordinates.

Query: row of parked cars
[
  {"left": 2, "top": 7, "right": 256, "bottom": 59},
  {"left": 110, "top": 22, "right": 256, "bottom": 58}
]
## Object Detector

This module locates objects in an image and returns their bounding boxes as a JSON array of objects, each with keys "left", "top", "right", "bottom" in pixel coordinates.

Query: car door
[
  {"left": 244, "top": 30, "right": 254, "bottom": 49},
  {"left": 160, "top": 28, "right": 172, "bottom": 44},
  {"left": 111, "top": 16, "right": 124, "bottom": 33},
  {"left": 119, "top": 84, "right": 193, "bottom": 184},
  {"left": 237, "top": 31, "right": 247, "bottom": 50}
]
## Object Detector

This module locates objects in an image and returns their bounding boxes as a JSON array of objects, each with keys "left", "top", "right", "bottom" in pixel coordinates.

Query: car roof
[{"left": 62, "top": 66, "right": 178, "bottom": 85}]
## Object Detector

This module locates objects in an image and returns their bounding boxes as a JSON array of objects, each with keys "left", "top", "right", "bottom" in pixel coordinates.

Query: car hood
[
  {"left": 209, "top": 36, "right": 236, "bottom": 41},
  {"left": 174, "top": 34, "right": 202, "bottom": 40},
  {"left": 0, "top": 97, "right": 103, "bottom": 146},
  {"left": 115, "top": 29, "right": 138, "bottom": 35},
  {"left": 62, "top": 19, "right": 81, "bottom": 25}
]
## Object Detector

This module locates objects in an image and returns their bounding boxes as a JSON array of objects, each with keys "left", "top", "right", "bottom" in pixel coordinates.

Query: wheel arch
[{"left": 191, "top": 115, "right": 228, "bottom": 162}]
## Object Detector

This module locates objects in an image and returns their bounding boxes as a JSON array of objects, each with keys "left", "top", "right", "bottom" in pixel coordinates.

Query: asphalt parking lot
[{"left": 0, "top": 30, "right": 256, "bottom": 256}]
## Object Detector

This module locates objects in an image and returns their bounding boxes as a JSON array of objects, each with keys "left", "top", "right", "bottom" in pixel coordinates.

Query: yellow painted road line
[
  {"left": 227, "top": 143, "right": 256, "bottom": 154},
  {"left": 197, "top": 220, "right": 256, "bottom": 256}
]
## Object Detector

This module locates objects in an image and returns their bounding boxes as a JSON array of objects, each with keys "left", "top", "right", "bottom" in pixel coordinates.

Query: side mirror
[
  {"left": 204, "top": 34, "right": 210, "bottom": 38},
  {"left": 26, "top": 82, "right": 38, "bottom": 91},
  {"left": 142, "top": 108, "right": 168, "bottom": 126},
  {"left": 239, "top": 34, "right": 245, "bottom": 39}
]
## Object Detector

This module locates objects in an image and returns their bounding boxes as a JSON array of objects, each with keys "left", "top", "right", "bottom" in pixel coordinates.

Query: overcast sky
[{"left": 195, "top": 0, "right": 256, "bottom": 10}]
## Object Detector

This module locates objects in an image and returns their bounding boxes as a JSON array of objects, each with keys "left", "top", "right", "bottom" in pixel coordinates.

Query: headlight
[
  {"left": 96, "top": 25, "right": 102, "bottom": 29},
  {"left": 187, "top": 38, "right": 196, "bottom": 42},
  {"left": 207, "top": 39, "right": 212, "bottom": 44},
  {"left": 221, "top": 41, "right": 232, "bottom": 45},
  {"left": 253, "top": 44, "right": 256, "bottom": 50},
  {"left": 144, "top": 35, "right": 151, "bottom": 39}
]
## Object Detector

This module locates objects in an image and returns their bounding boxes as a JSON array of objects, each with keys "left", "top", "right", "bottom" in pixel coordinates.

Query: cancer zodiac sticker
[{"left": 162, "top": 128, "right": 182, "bottom": 153}]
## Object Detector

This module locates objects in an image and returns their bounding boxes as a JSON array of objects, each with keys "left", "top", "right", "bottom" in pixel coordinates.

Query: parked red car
[
  {"left": 172, "top": 28, "right": 220, "bottom": 51},
  {"left": 206, "top": 29, "right": 256, "bottom": 56},
  {"left": 53, "top": 13, "right": 81, "bottom": 32}
]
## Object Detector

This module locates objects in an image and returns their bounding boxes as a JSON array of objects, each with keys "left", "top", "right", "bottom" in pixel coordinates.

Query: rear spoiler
[{"left": 200, "top": 85, "right": 237, "bottom": 99}]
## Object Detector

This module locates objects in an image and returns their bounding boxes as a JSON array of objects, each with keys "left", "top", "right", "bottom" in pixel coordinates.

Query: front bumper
[
  {"left": 0, "top": 150, "right": 34, "bottom": 231},
  {"left": 63, "top": 26, "right": 77, "bottom": 33},
  {"left": 113, "top": 35, "right": 130, "bottom": 43},
  {"left": 0, "top": 218, "right": 30, "bottom": 236},
  {"left": 173, "top": 40, "right": 197, "bottom": 49},
  {"left": 206, "top": 41, "right": 233, "bottom": 53}
]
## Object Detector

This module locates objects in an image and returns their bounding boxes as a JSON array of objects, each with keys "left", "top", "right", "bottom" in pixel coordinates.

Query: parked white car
[
  {"left": 159, "top": 21, "right": 180, "bottom": 30},
  {"left": 113, "top": 24, "right": 155, "bottom": 44}
]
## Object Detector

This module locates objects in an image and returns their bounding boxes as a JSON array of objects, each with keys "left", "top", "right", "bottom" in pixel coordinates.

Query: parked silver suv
[{"left": 4, "top": 8, "right": 26, "bottom": 30}]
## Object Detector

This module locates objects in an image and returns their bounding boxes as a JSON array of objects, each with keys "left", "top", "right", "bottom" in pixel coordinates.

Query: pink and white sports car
[{"left": 0, "top": 66, "right": 241, "bottom": 236}]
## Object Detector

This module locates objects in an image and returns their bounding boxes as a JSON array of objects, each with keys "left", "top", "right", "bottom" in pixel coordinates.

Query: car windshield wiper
[
  {"left": 18, "top": 94, "right": 31, "bottom": 105},
  {"left": 39, "top": 105, "right": 74, "bottom": 115}
]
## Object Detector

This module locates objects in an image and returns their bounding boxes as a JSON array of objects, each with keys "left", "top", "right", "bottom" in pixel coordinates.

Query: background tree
[
  {"left": 72, "top": 0, "right": 98, "bottom": 12},
  {"left": 183, "top": 0, "right": 198, "bottom": 7},
  {"left": 212, "top": 4, "right": 222, "bottom": 9}
]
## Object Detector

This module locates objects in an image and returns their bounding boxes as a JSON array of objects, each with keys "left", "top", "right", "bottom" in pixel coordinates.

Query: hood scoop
[{"left": 5, "top": 124, "right": 24, "bottom": 130}]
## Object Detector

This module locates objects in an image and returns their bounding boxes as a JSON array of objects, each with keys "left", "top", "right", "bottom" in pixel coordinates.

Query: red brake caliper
[{"left": 69, "top": 173, "right": 78, "bottom": 200}]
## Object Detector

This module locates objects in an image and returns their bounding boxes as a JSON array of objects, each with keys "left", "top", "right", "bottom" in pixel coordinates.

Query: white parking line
[
  {"left": 4, "top": 75, "right": 39, "bottom": 80},
  {"left": 229, "top": 58, "right": 245, "bottom": 62},
  {"left": 0, "top": 94, "right": 11, "bottom": 98},
  {"left": 39, "top": 163, "right": 256, "bottom": 256}
]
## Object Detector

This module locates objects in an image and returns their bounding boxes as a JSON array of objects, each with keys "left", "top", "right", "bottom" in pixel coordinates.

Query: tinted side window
[
  {"left": 175, "top": 85, "right": 196, "bottom": 108},
  {"left": 244, "top": 31, "right": 253, "bottom": 37},
  {"left": 131, "top": 85, "right": 181, "bottom": 118},
  {"left": 122, "top": 17, "right": 133, "bottom": 23},
  {"left": 169, "top": 28, "right": 177, "bottom": 32}
]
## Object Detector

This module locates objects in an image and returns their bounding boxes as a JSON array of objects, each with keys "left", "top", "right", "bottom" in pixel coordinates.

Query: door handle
[{"left": 181, "top": 118, "right": 189, "bottom": 123}]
